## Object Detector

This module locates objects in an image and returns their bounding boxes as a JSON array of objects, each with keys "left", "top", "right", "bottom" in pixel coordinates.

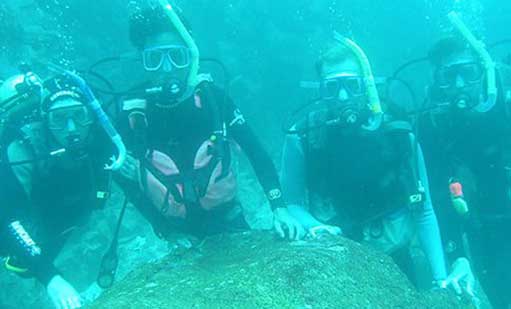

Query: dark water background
[{"left": 0, "top": 0, "right": 510, "bottom": 308}]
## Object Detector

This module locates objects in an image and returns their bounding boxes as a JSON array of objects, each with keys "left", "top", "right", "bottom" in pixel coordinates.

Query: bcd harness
[{"left": 123, "top": 79, "right": 237, "bottom": 219}]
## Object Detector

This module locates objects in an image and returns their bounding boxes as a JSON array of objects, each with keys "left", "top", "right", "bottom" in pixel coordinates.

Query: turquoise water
[{"left": 1, "top": 0, "right": 510, "bottom": 308}]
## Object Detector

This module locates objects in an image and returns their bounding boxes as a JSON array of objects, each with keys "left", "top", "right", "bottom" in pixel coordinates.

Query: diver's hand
[
  {"left": 286, "top": 204, "right": 342, "bottom": 238},
  {"left": 47, "top": 275, "right": 82, "bottom": 309},
  {"left": 273, "top": 207, "right": 307, "bottom": 241},
  {"left": 309, "top": 224, "right": 342, "bottom": 238},
  {"left": 117, "top": 154, "right": 140, "bottom": 183},
  {"left": 438, "top": 258, "right": 480, "bottom": 307}
]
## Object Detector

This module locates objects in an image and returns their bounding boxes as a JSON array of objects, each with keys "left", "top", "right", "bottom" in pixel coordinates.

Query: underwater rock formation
[{"left": 90, "top": 232, "right": 477, "bottom": 308}]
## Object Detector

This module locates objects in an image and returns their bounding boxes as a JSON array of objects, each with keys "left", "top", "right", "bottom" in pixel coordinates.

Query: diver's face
[
  {"left": 321, "top": 59, "right": 365, "bottom": 103},
  {"left": 47, "top": 99, "right": 93, "bottom": 155},
  {"left": 320, "top": 59, "right": 367, "bottom": 126},
  {"left": 433, "top": 51, "right": 484, "bottom": 109},
  {"left": 143, "top": 32, "right": 191, "bottom": 84}
]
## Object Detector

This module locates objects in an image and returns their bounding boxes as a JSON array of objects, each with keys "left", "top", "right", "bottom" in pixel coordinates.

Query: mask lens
[
  {"left": 71, "top": 106, "right": 92, "bottom": 126},
  {"left": 459, "top": 63, "right": 482, "bottom": 83},
  {"left": 435, "top": 67, "right": 454, "bottom": 88},
  {"left": 143, "top": 49, "right": 165, "bottom": 71},
  {"left": 322, "top": 79, "right": 341, "bottom": 99},
  {"left": 48, "top": 109, "right": 67, "bottom": 130},
  {"left": 167, "top": 47, "right": 190, "bottom": 68},
  {"left": 344, "top": 77, "right": 364, "bottom": 96},
  {"left": 48, "top": 106, "right": 92, "bottom": 130}
]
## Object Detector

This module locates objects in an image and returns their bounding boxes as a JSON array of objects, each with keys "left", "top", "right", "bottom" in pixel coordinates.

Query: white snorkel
[
  {"left": 448, "top": 11, "right": 497, "bottom": 113},
  {"left": 157, "top": 0, "right": 200, "bottom": 100}
]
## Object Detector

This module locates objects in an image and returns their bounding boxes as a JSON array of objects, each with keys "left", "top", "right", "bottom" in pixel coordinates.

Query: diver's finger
[
  {"left": 287, "top": 223, "right": 296, "bottom": 240},
  {"left": 60, "top": 299, "right": 67, "bottom": 309},
  {"left": 465, "top": 276, "right": 476, "bottom": 298},
  {"left": 73, "top": 296, "right": 83, "bottom": 308},
  {"left": 451, "top": 279, "right": 462, "bottom": 295},
  {"left": 274, "top": 221, "right": 285, "bottom": 238},
  {"left": 296, "top": 225, "right": 306, "bottom": 240}
]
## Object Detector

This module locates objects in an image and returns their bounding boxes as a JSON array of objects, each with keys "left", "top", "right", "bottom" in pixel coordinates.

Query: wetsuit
[
  {"left": 420, "top": 91, "right": 511, "bottom": 308},
  {"left": 117, "top": 83, "right": 284, "bottom": 238},
  {"left": 280, "top": 110, "right": 447, "bottom": 282},
  {"left": 0, "top": 124, "right": 109, "bottom": 286}
]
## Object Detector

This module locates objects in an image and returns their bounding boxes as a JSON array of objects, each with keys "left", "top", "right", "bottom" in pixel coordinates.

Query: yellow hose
[
  {"left": 335, "top": 34, "right": 383, "bottom": 130},
  {"left": 448, "top": 11, "right": 497, "bottom": 112}
]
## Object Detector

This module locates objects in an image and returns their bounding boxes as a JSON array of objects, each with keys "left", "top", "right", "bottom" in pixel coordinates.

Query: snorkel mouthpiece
[
  {"left": 158, "top": 0, "right": 199, "bottom": 96},
  {"left": 448, "top": 11, "right": 497, "bottom": 113},
  {"left": 333, "top": 32, "right": 383, "bottom": 131}
]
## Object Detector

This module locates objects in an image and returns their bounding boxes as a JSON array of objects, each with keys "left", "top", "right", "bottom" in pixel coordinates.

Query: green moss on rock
[{"left": 90, "top": 232, "right": 474, "bottom": 309}]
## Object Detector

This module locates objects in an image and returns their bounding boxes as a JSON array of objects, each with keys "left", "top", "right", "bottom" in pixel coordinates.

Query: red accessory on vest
[{"left": 449, "top": 182, "right": 464, "bottom": 198}]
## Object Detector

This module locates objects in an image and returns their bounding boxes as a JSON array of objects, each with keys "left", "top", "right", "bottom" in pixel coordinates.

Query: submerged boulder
[{"left": 90, "top": 232, "right": 477, "bottom": 308}]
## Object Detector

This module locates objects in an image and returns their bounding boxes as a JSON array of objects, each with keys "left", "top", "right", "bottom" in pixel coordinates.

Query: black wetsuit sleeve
[
  {"left": 0, "top": 162, "right": 58, "bottom": 286},
  {"left": 218, "top": 90, "right": 285, "bottom": 210}
]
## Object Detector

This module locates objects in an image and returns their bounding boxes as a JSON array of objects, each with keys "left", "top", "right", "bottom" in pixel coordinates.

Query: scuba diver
[
  {"left": 418, "top": 12, "right": 511, "bottom": 309},
  {"left": 0, "top": 69, "right": 124, "bottom": 309},
  {"left": 279, "top": 37, "right": 450, "bottom": 288},
  {"left": 116, "top": 3, "right": 303, "bottom": 240}
]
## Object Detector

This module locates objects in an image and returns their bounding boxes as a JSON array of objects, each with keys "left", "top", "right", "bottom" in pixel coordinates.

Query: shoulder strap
[{"left": 196, "top": 81, "right": 231, "bottom": 181}]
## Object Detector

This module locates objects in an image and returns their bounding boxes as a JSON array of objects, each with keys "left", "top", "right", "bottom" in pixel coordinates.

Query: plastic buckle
[
  {"left": 409, "top": 193, "right": 423, "bottom": 204},
  {"left": 96, "top": 191, "right": 110, "bottom": 199}
]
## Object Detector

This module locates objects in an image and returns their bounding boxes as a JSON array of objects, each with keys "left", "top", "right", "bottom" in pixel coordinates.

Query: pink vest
[{"left": 141, "top": 139, "right": 238, "bottom": 219}]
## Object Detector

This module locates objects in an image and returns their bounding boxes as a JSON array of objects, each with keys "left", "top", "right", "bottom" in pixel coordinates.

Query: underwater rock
[{"left": 90, "top": 232, "right": 475, "bottom": 308}]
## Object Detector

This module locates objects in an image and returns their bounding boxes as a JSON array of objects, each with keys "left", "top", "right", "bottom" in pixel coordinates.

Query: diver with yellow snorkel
[
  {"left": 279, "top": 35, "right": 449, "bottom": 287},
  {"left": 419, "top": 12, "right": 511, "bottom": 308},
  {"left": 115, "top": 2, "right": 304, "bottom": 241}
]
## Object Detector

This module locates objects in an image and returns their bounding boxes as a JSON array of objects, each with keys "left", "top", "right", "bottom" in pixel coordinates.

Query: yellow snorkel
[
  {"left": 158, "top": 0, "right": 200, "bottom": 93},
  {"left": 334, "top": 33, "right": 383, "bottom": 131},
  {"left": 448, "top": 11, "right": 497, "bottom": 113}
]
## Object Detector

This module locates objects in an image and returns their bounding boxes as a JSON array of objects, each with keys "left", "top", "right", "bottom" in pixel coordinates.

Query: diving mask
[
  {"left": 47, "top": 104, "right": 93, "bottom": 131},
  {"left": 434, "top": 62, "right": 483, "bottom": 89},
  {"left": 142, "top": 44, "right": 191, "bottom": 72},
  {"left": 320, "top": 74, "right": 365, "bottom": 101}
]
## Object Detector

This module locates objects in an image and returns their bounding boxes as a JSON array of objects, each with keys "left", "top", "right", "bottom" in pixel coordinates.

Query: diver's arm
[
  {"left": 414, "top": 142, "right": 448, "bottom": 280},
  {"left": 0, "top": 163, "right": 59, "bottom": 286},
  {"left": 279, "top": 132, "right": 326, "bottom": 230},
  {"left": 229, "top": 119, "right": 285, "bottom": 210},
  {"left": 280, "top": 132, "right": 307, "bottom": 206}
]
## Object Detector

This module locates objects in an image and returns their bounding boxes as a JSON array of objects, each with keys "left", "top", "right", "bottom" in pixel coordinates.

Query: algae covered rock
[{"left": 90, "top": 232, "right": 473, "bottom": 308}]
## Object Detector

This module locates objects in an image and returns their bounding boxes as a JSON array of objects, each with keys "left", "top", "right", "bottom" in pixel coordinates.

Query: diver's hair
[
  {"left": 428, "top": 36, "right": 473, "bottom": 67},
  {"left": 128, "top": 5, "right": 191, "bottom": 50},
  {"left": 315, "top": 44, "right": 357, "bottom": 78}
]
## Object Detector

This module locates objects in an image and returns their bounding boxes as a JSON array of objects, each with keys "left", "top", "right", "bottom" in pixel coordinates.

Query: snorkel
[
  {"left": 64, "top": 71, "right": 126, "bottom": 170},
  {"left": 448, "top": 11, "right": 497, "bottom": 113},
  {"left": 157, "top": 0, "right": 200, "bottom": 100},
  {"left": 333, "top": 33, "right": 383, "bottom": 131}
]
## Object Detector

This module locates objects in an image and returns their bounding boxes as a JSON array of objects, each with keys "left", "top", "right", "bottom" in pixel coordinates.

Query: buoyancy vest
[
  {"left": 301, "top": 110, "right": 423, "bottom": 226},
  {"left": 6, "top": 122, "right": 110, "bottom": 231},
  {"left": 123, "top": 81, "right": 238, "bottom": 219}
]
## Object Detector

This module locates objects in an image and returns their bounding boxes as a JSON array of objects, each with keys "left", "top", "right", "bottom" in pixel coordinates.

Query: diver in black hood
[
  {"left": 420, "top": 33, "right": 511, "bottom": 309},
  {"left": 116, "top": 2, "right": 304, "bottom": 241},
  {"left": 0, "top": 71, "right": 114, "bottom": 309},
  {"left": 280, "top": 38, "right": 449, "bottom": 289}
]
